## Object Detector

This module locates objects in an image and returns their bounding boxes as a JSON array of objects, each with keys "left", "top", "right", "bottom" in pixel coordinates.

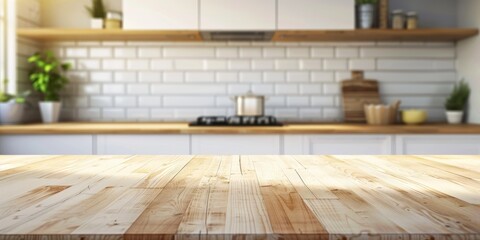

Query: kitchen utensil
[
  {"left": 342, "top": 71, "right": 381, "bottom": 123},
  {"left": 231, "top": 91, "right": 265, "bottom": 117},
  {"left": 364, "top": 100, "right": 401, "bottom": 125},
  {"left": 402, "top": 109, "right": 427, "bottom": 125}
]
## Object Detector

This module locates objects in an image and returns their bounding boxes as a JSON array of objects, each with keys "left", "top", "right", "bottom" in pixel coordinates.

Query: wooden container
[{"left": 364, "top": 101, "right": 400, "bottom": 125}]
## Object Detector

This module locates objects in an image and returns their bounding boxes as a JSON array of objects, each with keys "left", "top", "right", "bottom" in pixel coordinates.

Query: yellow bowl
[{"left": 402, "top": 109, "right": 427, "bottom": 125}]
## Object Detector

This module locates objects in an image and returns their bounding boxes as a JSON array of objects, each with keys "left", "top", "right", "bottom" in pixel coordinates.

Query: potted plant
[
  {"left": 445, "top": 80, "right": 470, "bottom": 124},
  {"left": 85, "top": 0, "right": 106, "bottom": 29},
  {"left": 28, "top": 51, "right": 71, "bottom": 123},
  {"left": 0, "top": 79, "right": 29, "bottom": 125},
  {"left": 356, "top": 0, "right": 378, "bottom": 29}
]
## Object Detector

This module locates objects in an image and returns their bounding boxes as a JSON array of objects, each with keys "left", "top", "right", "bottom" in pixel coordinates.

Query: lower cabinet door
[
  {"left": 395, "top": 135, "right": 480, "bottom": 154},
  {"left": 191, "top": 135, "right": 281, "bottom": 154},
  {"left": 0, "top": 135, "right": 94, "bottom": 154},
  {"left": 284, "top": 134, "right": 394, "bottom": 155},
  {"left": 96, "top": 135, "right": 190, "bottom": 154}
]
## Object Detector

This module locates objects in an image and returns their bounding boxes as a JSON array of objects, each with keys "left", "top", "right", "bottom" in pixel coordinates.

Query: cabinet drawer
[
  {"left": 0, "top": 135, "right": 93, "bottom": 155},
  {"left": 395, "top": 135, "right": 480, "bottom": 155},
  {"left": 191, "top": 135, "right": 281, "bottom": 154},
  {"left": 96, "top": 135, "right": 190, "bottom": 154}
]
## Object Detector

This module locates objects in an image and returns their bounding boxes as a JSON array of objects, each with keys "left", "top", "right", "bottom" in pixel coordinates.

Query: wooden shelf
[
  {"left": 17, "top": 28, "right": 203, "bottom": 42},
  {"left": 272, "top": 29, "right": 479, "bottom": 42},
  {"left": 17, "top": 28, "right": 478, "bottom": 42}
]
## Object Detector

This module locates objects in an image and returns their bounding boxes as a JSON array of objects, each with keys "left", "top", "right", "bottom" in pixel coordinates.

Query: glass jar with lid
[
  {"left": 391, "top": 9, "right": 405, "bottom": 29},
  {"left": 406, "top": 11, "right": 418, "bottom": 29},
  {"left": 105, "top": 12, "right": 122, "bottom": 29}
]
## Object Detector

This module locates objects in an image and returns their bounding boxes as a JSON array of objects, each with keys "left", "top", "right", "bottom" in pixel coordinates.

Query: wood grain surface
[
  {"left": 1, "top": 123, "right": 480, "bottom": 135},
  {"left": 0, "top": 155, "right": 479, "bottom": 240},
  {"left": 342, "top": 71, "right": 381, "bottom": 123}
]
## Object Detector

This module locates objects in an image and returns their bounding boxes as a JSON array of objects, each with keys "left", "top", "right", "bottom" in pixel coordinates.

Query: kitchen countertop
[
  {"left": 0, "top": 155, "right": 479, "bottom": 239},
  {"left": 1, "top": 122, "right": 480, "bottom": 134}
]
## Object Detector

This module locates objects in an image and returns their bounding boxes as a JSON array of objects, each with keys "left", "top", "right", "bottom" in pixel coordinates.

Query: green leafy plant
[
  {"left": 28, "top": 51, "right": 71, "bottom": 102},
  {"left": 445, "top": 80, "right": 470, "bottom": 111},
  {"left": 356, "top": 0, "right": 378, "bottom": 4},
  {"left": 85, "top": 0, "right": 106, "bottom": 19},
  {"left": 0, "top": 79, "right": 30, "bottom": 103}
]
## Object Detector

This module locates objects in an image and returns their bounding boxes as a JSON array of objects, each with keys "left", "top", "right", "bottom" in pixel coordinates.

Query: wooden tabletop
[
  {"left": 0, "top": 155, "right": 479, "bottom": 239},
  {"left": 1, "top": 122, "right": 480, "bottom": 134}
]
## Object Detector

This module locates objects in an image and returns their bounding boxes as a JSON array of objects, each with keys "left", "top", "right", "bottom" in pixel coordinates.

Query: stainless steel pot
[{"left": 231, "top": 91, "right": 265, "bottom": 116}]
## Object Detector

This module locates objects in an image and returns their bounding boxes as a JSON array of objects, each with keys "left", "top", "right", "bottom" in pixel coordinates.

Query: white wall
[{"left": 457, "top": 0, "right": 480, "bottom": 123}]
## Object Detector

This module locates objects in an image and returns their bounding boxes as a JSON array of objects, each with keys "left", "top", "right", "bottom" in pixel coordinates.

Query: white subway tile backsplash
[
  {"left": 239, "top": 47, "right": 262, "bottom": 58},
  {"left": 287, "top": 48, "right": 310, "bottom": 58},
  {"left": 65, "top": 48, "right": 88, "bottom": 58},
  {"left": 204, "top": 60, "right": 228, "bottom": 70},
  {"left": 138, "top": 72, "right": 162, "bottom": 82},
  {"left": 300, "top": 59, "right": 322, "bottom": 70},
  {"left": 102, "top": 59, "right": 125, "bottom": 70},
  {"left": 264, "top": 72, "right": 286, "bottom": 83},
  {"left": 361, "top": 47, "right": 455, "bottom": 58},
  {"left": 216, "top": 47, "right": 238, "bottom": 58},
  {"left": 53, "top": 41, "right": 457, "bottom": 122},
  {"left": 239, "top": 72, "right": 262, "bottom": 83},
  {"left": 186, "top": 72, "right": 215, "bottom": 82},
  {"left": 151, "top": 59, "right": 174, "bottom": 70},
  {"left": 90, "top": 96, "right": 113, "bottom": 107},
  {"left": 89, "top": 48, "right": 112, "bottom": 58},
  {"left": 287, "top": 96, "right": 309, "bottom": 107},
  {"left": 263, "top": 48, "right": 285, "bottom": 58},
  {"left": 127, "top": 84, "right": 149, "bottom": 95},
  {"left": 103, "top": 84, "right": 125, "bottom": 94},
  {"left": 324, "top": 59, "right": 348, "bottom": 70},
  {"left": 164, "top": 96, "right": 215, "bottom": 107},
  {"left": 311, "top": 48, "right": 335, "bottom": 58},
  {"left": 138, "top": 96, "right": 162, "bottom": 107},
  {"left": 152, "top": 84, "right": 226, "bottom": 95},
  {"left": 287, "top": 72, "right": 309, "bottom": 83},
  {"left": 115, "top": 96, "right": 137, "bottom": 107},
  {"left": 114, "top": 48, "right": 137, "bottom": 58},
  {"left": 114, "top": 72, "right": 137, "bottom": 83},
  {"left": 163, "top": 72, "right": 184, "bottom": 83},
  {"left": 138, "top": 48, "right": 162, "bottom": 58},
  {"left": 336, "top": 47, "right": 359, "bottom": 58},
  {"left": 252, "top": 60, "right": 275, "bottom": 70},
  {"left": 228, "top": 60, "right": 251, "bottom": 70},
  {"left": 77, "top": 59, "right": 100, "bottom": 70},
  {"left": 275, "top": 60, "right": 299, "bottom": 70},
  {"left": 164, "top": 47, "right": 215, "bottom": 58},
  {"left": 127, "top": 59, "right": 150, "bottom": 70},
  {"left": 216, "top": 72, "right": 238, "bottom": 83},
  {"left": 349, "top": 59, "right": 375, "bottom": 70},
  {"left": 275, "top": 84, "right": 298, "bottom": 94}
]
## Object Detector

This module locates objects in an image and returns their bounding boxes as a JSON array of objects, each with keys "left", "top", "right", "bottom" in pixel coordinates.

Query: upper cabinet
[
  {"left": 277, "top": 0, "right": 355, "bottom": 30},
  {"left": 123, "top": 0, "right": 199, "bottom": 30},
  {"left": 200, "top": 0, "right": 276, "bottom": 31}
]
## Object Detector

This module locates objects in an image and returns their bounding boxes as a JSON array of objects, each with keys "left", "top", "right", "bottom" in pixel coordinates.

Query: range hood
[{"left": 200, "top": 31, "right": 274, "bottom": 41}]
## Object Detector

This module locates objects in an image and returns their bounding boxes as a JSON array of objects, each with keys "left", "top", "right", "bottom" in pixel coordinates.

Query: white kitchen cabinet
[
  {"left": 123, "top": 0, "right": 199, "bottom": 30},
  {"left": 284, "top": 135, "right": 394, "bottom": 155},
  {"left": 395, "top": 135, "right": 480, "bottom": 155},
  {"left": 96, "top": 135, "right": 190, "bottom": 155},
  {"left": 0, "top": 135, "right": 93, "bottom": 154},
  {"left": 191, "top": 135, "right": 281, "bottom": 154},
  {"left": 200, "top": 0, "right": 276, "bottom": 31},
  {"left": 278, "top": 0, "right": 355, "bottom": 30}
]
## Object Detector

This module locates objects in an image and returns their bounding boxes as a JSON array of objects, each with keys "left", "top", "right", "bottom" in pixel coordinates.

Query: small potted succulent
[
  {"left": 0, "top": 79, "right": 30, "bottom": 125},
  {"left": 85, "top": 0, "right": 106, "bottom": 29},
  {"left": 28, "top": 51, "right": 71, "bottom": 123},
  {"left": 356, "top": 0, "right": 378, "bottom": 29},
  {"left": 445, "top": 80, "right": 470, "bottom": 124}
]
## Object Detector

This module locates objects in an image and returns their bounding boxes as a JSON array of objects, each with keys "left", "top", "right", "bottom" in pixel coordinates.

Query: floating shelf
[{"left": 17, "top": 28, "right": 478, "bottom": 42}]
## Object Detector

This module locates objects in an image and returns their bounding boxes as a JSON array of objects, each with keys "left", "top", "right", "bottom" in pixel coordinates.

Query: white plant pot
[
  {"left": 39, "top": 101, "right": 62, "bottom": 123},
  {"left": 90, "top": 18, "right": 104, "bottom": 29},
  {"left": 0, "top": 102, "right": 24, "bottom": 125},
  {"left": 446, "top": 111, "right": 464, "bottom": 124}
]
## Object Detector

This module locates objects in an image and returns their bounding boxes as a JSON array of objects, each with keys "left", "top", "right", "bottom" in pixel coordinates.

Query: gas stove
[{"left": 189, "top": 116, "right": 283, "bottom": 126}]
